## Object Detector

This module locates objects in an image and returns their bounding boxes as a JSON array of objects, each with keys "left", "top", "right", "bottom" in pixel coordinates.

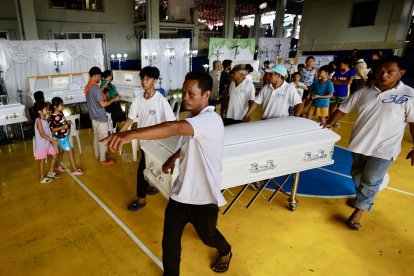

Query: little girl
[
  {"left": 34, "top": 101, "right": 60, "bottom": 183},
  {"left": 49, "top": 97, "right": 84, "bottom": 175}
]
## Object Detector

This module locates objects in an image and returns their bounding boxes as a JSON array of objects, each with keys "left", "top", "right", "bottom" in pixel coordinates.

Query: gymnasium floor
[{"left": 1, "top": 109, "right": 413, "bottom": 276}]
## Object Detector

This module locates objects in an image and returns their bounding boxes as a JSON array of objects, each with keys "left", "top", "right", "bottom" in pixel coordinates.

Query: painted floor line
[
  {"left": 316, "top": 167, "right": 353, "bottom": 179},
  {"left": 64, "top": 166, "right": 163, "bottom": 270},
  {"left": 386, "top": 186, "right": 414, "bottom": 196}
]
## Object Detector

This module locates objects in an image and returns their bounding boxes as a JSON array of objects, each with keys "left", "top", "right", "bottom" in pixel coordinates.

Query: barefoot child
[
  {"left": 49, "top": 97, "right": 84, "bottom": 175},
  {"left": 306, "top": 65, "right": 334, "bottom": 124},
  {"left": 34, "top": 101, "right": 60, "bottom": 183}
]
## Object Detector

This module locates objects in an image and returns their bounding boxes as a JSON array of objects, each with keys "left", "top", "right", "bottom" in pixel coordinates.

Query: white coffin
[
  {"left": 112, "top": 70, "right": 143, "bottom": 103},
  {"left": 142, "top": 117, "right": 341, "bottom": 197},
  {"left": 0, "top": 96, "right": 27, "bottom": 125},
  {"left": 27, "top": 73, "right": 88, "bottom": 105}
]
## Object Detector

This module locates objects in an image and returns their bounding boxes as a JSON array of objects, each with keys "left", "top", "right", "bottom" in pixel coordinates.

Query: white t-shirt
[
  {"left": 255, "top": 82, "right": 302, "bottom": 119},
  {"left": 338, "top": 82, "right": 414, "bottom": 160},
  {"left": 289, "top": 81, "right": 305, "bottom": 99},
  {"left": 226, "top": 79, "right": 256, "bottom": 120},
  {"left": 128, "top": 91, "right": 176, "bottom": 146},
  {"left": 170, "top": 106, "right": 226, "bottom": 207}
]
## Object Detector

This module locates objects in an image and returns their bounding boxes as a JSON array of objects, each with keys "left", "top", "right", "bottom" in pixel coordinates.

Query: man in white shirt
[
  {"left": 246, "top": 64, "right": 303, "bottom": 120},
  {"left": 326, "top": 56, "right": 414, "bottom": 230},
  {"left": 209, "top": 60, "right": 222, "bottom": 107},
  {"left": 118, "top": 66, "right": 176, "bottom": 211},
  {"left": 101, "top": 72, "right": 232, "bottom": 275},
  {"left": 225, "top": 64, "right": 256, "bottom": 125}
]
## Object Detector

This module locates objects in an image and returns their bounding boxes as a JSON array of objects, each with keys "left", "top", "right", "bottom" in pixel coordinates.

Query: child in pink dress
[{"left": 34, "top": 101, "right": 60, "bottom": 183}]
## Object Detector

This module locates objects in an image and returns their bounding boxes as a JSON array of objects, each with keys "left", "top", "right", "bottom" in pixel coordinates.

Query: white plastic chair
[
  {"left": 66, "top": 114, "right": 82, "bottom": 154},
  {"left": 106, "top": 113, "right": 117, "bottom": 134},
  {"left": 169, "top": 98, "right": 182, "bottom": 120}
]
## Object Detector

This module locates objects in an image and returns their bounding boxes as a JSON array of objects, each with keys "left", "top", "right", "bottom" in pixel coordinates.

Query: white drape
[
  {"left": 0, "top": 39, "right": 104, "bottom": 104},
  {"left": 258, "top": 37, "right": 291, "bottom": 66},
  {"left": 141, "top": 39, "right": 190, "bottom": 90}
]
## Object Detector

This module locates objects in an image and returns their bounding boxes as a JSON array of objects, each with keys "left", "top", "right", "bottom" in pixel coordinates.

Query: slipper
[
  {"left": 212, "top": 252, "right": 232, "bottom": 273},
  {"left": 100, "top": 159, "right": 116, "bottom": 165},
  {"left": 72, "top": 169, "right": 84, "bottom": 175},
  {"left": 347, "top": 219, "right": 362, "bottom": 231},
  {"left": 54, "top": 165, "right": 65, "bottom": 172}
]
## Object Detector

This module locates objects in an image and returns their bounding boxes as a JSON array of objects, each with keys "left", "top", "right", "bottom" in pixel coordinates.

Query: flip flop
[
  {"left": 347, "top": 219, "right": 362, "bottom": 231},
  {"left": 72, "top": 169, "right": 84, "bottom": 175},
  {"left": 212, "top": 252, "right": 232, "bottom": 273}
]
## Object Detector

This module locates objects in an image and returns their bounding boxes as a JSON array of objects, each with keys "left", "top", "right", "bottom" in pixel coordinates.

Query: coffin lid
[{"left": 224, "top": 117, "right": 324, "bottom": 146}]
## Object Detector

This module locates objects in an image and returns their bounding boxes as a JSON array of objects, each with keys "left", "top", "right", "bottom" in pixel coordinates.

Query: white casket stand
[{"left": 142, "top": 117, "right": 341, "bottom": 213}]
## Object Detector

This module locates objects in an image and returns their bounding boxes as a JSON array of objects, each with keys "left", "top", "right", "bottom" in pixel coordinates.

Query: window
[
  {"left": 349, "top": 0, "right": 379, "bottom": 27},
  {"left": 68, "top": 33, "right": 80, "bottom": 39},
  {"left": 81, "top": 33, "right": 93, "bottom": 39},
  {"left": 51, "top": 0, "right": 104, "bottom": 12},
  {"left": 0, "top": 31, "right": 9, "bottom": 39},
  {"left": 52, "top": 32, "right": 105, "bottom": 40}
]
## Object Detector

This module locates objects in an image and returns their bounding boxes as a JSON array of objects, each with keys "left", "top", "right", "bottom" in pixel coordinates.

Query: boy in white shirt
[
  {"left": 118, "top": 66, "right": 176, "bottom": 211},
  {"left": 101, "top": 72, "right": 232, "bottom": 275},
  {"left": 325, "top": 56, "right": 414, "bottom": 230}
]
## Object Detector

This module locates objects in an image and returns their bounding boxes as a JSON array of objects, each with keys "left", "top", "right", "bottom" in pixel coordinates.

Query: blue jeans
[{"left": 351, "top": 153, "right": 392, "bottom": 211}]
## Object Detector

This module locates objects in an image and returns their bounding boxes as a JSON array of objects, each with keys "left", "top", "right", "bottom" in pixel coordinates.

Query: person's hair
[
  {"left": 51, "top": 97, "right": 64, "bottom": 111},
  {"left": 89, "top": 66, "right": 102, "bottom": 77},
  {"left": 232, "top": 64, "right": 248, "bottom": 76},
  {"left": 328, "top": 61, "right": 337, "bottom": 67},
  {"left": 34, "top": 101, "right": 48, "bottom": 118},
  {"left": 102, "top": 70, "right": 112, "bottom": 79},
  {"left": 291, "top": 72, "right": 301, "bottom": 80},
  {"left": 33, "top": 91, "right": 45, "bottom": 102},
  {"left": 184, "top": 71, "right": 213, "bottom": 93},
  {"left": 340, "top": 57, "right": 351, "bottom": 66},
  {"left": 319, "top": 65, "right": 332, "bottom": 75},
  {"left": 245, "top": 64, "right": 253, "bottom": 73},
  {"left": 264, "top": 60, "right": 270, "bottom": 65},
  {"left": 222, "top": 59, "right": 232, "bottom": 69},
  {"left": 377, "top": 55, "right": 406, "bottom": 70},
  {"left": 372, "top": 50, "right": 382, "bottom": 58},
  {"left": 212, "top": 60, "right": 221, "bottom": 70},
  {"left": 306, "top": 56, "right": 315, "bottom": 61},
  {"left": 139, "top": 66, "right": 160, "bottom": 79},
  {"left": 298, "top": 63, "right": 305, "bottom": 69}
]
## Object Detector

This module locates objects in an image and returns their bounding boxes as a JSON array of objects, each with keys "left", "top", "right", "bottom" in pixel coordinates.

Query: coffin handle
[
  {"left": 304, "top": 150, "right": 327, "bottom": 161},
  {"left": 250, "top": 160, "right": 276, "bottom": 173},
  {"left": 149, "top": 162, "right": 165, "bottom": 181}
]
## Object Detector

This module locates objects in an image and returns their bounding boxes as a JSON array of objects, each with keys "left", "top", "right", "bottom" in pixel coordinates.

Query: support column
[
  {"left": 146, "top": 0, "right": 159, "bottom": 39},
  {"left": 253, "top": 13, "right": 261, "bottom": 46},
  {"left": 223, "top": 0, "right": 236, "bottom": 39},
  {"left": 16, "top": 0, "right": 38, "bottom": 40},
  {"left": 292, "top": 15, "right": 299, "bottom": 39},
  {"left": 273, "top": 0, "right": 286, "bottom": 38},
  {"left": 192, "top": 4, "right": 199, "bottom": 49}
]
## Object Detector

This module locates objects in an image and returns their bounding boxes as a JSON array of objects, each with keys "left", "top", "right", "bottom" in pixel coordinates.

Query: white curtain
[
  {"left": 258, "top": 37, "right": 291, "bottom": 66},
  {"left": 141, "top": 39, "right": 190, "bottom": 90},
  {"left": 0, "top": 39, "right": 104, "bottom": 103}
]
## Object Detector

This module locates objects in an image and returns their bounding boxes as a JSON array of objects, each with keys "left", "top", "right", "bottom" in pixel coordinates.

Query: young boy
[
  {"left": 329, "top": 58, "right": 356, "bottom": 121},
  {"left": 118, "top": 66, "right": 176, "bottom": 211},
  {"left": 306, "top": 65, "right": 334, "bottom": 123},
  {"left": 85, "top": 66, "right": 120, "bottom": 165}
]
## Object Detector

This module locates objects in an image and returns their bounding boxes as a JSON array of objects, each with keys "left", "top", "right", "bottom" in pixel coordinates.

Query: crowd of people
[{"left": 30, "top": 52, "right": 414, "bottom": 275}]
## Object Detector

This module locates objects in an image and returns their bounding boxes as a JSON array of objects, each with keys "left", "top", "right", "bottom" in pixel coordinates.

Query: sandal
[
  {"left": 72, "top": 169, "right": 84, "bottom": 175},
  {"left": 347, "top": 219, "right": 362, "bottom": 231},
  {"left": 212, "top": 252, "right": 232, "bottom": 273},
  {"left": 47, "top": 172, "right": 61, "bottom": 179},
  {"left": 40, "top": 177, "right": 52, "bottom": 184},
  {"left": 54, "top": 165, "right": 65, "bottom": 172}
]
